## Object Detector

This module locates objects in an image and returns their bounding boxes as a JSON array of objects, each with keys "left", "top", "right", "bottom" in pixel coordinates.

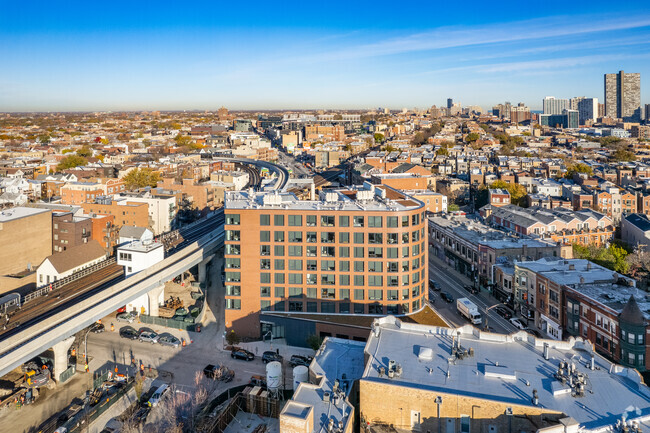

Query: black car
[
  {"left": 429, "top": 279, "right": 441, "bottom": 291},
  {"left": 525, "top": 328, "right": 542, "bottom": 338},
  {"left": 119, "top": 327, "right": 138, "bottom": 340},
  {"left": 231, "top": 349, "right": 254, "bottom": 361},
  {"left": 440, "top": 292, "right": 454, "bottom": 303},
  {"left": 289, "top": 355, "right": 314, "bottom": 367},
  {"left": 203, "top": 364, "right": 235, "bottom": 381},
  {"left": 495, "top": 306, "right": 513, "bottom": 320},
  {"left": 262, "top": 351, "right": 283, "bottom": 364},
  {"left": 464, "top": 285, "right": 478, "bottom": 294}
]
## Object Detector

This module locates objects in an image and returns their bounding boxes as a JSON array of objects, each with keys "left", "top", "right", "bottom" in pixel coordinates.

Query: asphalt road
[{"left": 428, "top": 255, "right": 518, "bottom": 334}]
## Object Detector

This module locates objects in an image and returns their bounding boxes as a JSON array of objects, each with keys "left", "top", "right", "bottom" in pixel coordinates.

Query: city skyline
[{"left": 1, "top": 2, "right": 650, "bottom": 111}]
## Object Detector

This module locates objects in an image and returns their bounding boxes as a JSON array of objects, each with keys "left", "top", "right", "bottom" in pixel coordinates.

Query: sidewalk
[{"left": 429, "top": 253, "right": 502, "bottom": 305}]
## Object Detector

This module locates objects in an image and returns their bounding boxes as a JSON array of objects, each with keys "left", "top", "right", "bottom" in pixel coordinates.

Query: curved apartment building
[{"left": 224, "top": 183, "right": 427, "bottom": 338}]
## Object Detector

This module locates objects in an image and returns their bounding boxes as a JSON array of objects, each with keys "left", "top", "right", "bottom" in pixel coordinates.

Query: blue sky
[{"left": 1, "top": 1, "right": 650, "bottom": 111}]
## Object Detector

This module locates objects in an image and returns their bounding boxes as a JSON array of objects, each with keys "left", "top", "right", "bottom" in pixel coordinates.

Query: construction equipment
[{"left": 24, "top": 368, "right": 50, "bottom": 388}]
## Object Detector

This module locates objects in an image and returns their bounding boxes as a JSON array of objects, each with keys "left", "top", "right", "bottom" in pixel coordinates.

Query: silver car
[
  {"left": 116, "top": 312, "right": 136, "bottom": 323},
  {"left": 139, "top": 331, "right": 159, "bottom": 344},
  {"left": 158, "top": 334, "right": 181, "bottom": 348}
]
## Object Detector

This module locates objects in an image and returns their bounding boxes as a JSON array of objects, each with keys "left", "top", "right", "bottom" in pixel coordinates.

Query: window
[
  {"left": 368, "top": 275, "right": 383, "bottom": 286},
  {"left": 260, "top": 231, "right": 270, "bottom": 242},
  {"left": 354, "top": 289, "right": 365, "bottom": 300},
  {"left": 368, "top": 247, "right": 383, "bottom": 258},
  {"left": 319, "top": 274, "right": 336, "bottom": 286},
  {"left": 339, "top": 274, "right": 350, "bottom": 285},
  {"left": 549, "top": 290, "right": 559, "bottom": 303},
  {"left": 368, "top": 233, "right": 383, "bottom": 244},
  {"left": 306, "top": 215, "right": 317, "bottom": 227},
  {"left": 260, "top": 214, "right": 270, "bottom": 226},
  {"left": 306, "top": 274, "right": 317, "bottom": 284},
  {"left": 354, "top": 247, "right": 364, "bottom": 258},
  {"left": 275, "top": 287, "right": 285, "bottom": 297},
  {"left": 368, "top": 289, "right": 383, "bottom": 300},
  {"left": 354, "top": 261, "right": 365, "bottom": 272},
  {"left": 306, "top": 260, "right": 317, "bottom": 270},
  {"left": 288, "top": 273, "right": 303, "bottom": 284},
  {"left": 306, "top": 232, "right": 317, "bottom": 243},
  {"left": 369, "top": 261, "right": 383, "bottom": 272},
  {"left": 289, "top": 231, "right": 303, "bottom": 242},
  {"left": 387, "top": 233, "right": 398, "bottom": 244},
  {"left": 307, "top": 287, "right": 317, "bottom": 298},
  {"left": 387, "top": 305, "right": 398, "bottom": 314},
  {"left": 368, "top": 216, "right": 382, "bottom": 228},
  {"left": 402, "top": 288, "right": 410, "bottom": 300},
  {"left": 260, "top": 273, "right": 271, "bottom": 284},
  {"left": 274, "top": 259, "right": 285, "bottom": 270},
  {"left": 387, "top": 247, "right": 398, "bottom": 259},
  {"left": 402, "top": 216, "right": 409, "bottom": 227},
  {"left": 402, "top": 232, "right": 409, "bottom": 244},
  {"left": 226, "top": 230, "right": 241, "bottom": 241},
  {"left": 339, "top": 303, "right": 350, "bottom": 313},
  {"left": 339, "top": 246, "right": 350, "bottom": 257},
  {"left": 307, "top": 302, "right": 318, "bottom": 312},
  {"left": 354, "top": 232, "right": 365, "bottom": 244},
  {"left": 321, "top": 260, "right": 336, "bottom": 271},
  {"left": 388, "top": 290, "right": 398, "bottom": 300},
  {"left": 289, "top": 301, "right": 303, "bottom": 311},
  {"left": 412, "top": 214, "right": 420, "bottom": 225},
  {"left": 353, "top": 216, "right": 364, "bottom": 227},
  {"left": 412, "top": 230, "right": 420, "bottom": 242},
  {"left": 321, "top": 232, "right": 335, "bottom": 243},
  {"left": 226, "top": 258, "right": 241, "bottom": 269},
  {"left": 289, "top": 260, "right": 302, "bottom": 270},
  {"left": 354, "top": 303, "right": 365, "bottom": 314},
  {"left": 226, "top": 272, "right": 241, "bottom": 282},
  {"left": 306, "top": 246, "right": 317, "bottom": 257},
  {"left": 387, "top": 216, "right": 398, "bottom": 228},
  {"left": 288, "top": 245, "right": 303, "bottom": 256},
  {"left": 289, "top": 287, "right": 303, "bottom": 297},
  {"left": 339, "top": 232, "right": 349, "bottom": 243},
  {"left": 322, "top": 288, "right": 336, "bottom": 298},
  {"left": 226, "top": 299, "right": 241, "bottom": 310},
  {"left": 288, "top": 215, "right": 302, "bottom": 226},
  {"left": 321, "top": 246, "right": 335, "bottom": 257},
  {"left": 402, "top": 246, "right": 409, "bottom": 258},
  {"left": 225, "top": 244, "right": 240, "bottom": 255},
  {"left": 274, "top": 231, "right": 285, "bottom": 242},
  {"left": 402, "top": 275, "right": 409, "bottom": 286},
  {"left": 225, "top": 214, "right": 240, "bottom": 225},
  {"left": 274, "top": 245, "right": 285, "bottom": 256},
  {"left": 354, "top": 275, "right": 365, "bottom": 286},
  {"left": 388, "top": 275, "right": 399, "bottom": 286},
  {"left": 339, "top": 215, "right": 349, "bottom": 227},
  {"left": 369, "top": 304, "right": 383, "bottom": 314},
  {"left": 226, "top": 285, "right": 241, "bottom": 296},
  {"left": 321, "top": 215, "right": 335, "bottom": 227},
  {"left": 119, "top": 252, "right": 132, "bottom": 261},
  {"left": 461, "top": 415, "right": 470, "bottom": 433},
  {"left": 260, "top": 286, "right": 271, "bottom": 297},
  {"left": 274, "top": 215, "right": 284, "bottom": 226},
  {"left": 340, "top": 289, "right": 350, "bottom": 299}
]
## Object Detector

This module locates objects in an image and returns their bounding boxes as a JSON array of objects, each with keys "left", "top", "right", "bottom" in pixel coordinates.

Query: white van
[{"left": 148, "top": 384, "right": 169, "bottom": 407}]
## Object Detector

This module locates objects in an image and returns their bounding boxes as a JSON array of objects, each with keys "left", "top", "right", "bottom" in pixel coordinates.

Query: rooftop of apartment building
[
  {"left": 281, "top": 337, "right": 366, "bottom": 433},
  {"left": 489, "top": 204, "right": 611, "bottom": 227},
  {"left": 516, "top": 258, "right": 632, "bottom": 287},
  {"left": 226, "top": 183, "right": 423, "bottom": 212},
  {"left": 429, "top": 214, "right": 556, "bottom": 249},
  {"left": 0, "top": 206, "right": 50, "bottom": 222},
  {"left": 364, "top": 316, "right": 650, "bottom": 431},
  {"left": 569, "top": 281, "right": 650, "bottom": 321}
]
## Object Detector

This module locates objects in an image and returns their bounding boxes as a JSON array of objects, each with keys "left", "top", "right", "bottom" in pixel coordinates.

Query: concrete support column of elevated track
[
  {"left": 148, "top": 285, "right": 165, "bottom": 317},
  {"left": 198, "top": 256, "right": 213, "bottom": 285},
  {"left": 52, "top": 336, "right": 75, "bottom": 383}
]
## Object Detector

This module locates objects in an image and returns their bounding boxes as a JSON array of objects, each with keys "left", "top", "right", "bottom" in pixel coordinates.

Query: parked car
[
  {"left": 119, "top": 327, "right": 139, "bottom": 340},
  {"left": 289, "top": 355, "right": 314, "bottom": 367},
  {"left": 440, "top": 292, "right": 454, "bottom": 303},
  {"left": 203, "top": 364, "right": 234, "bottom": 381},
  {"left": 139, "top": 331, "right": 159, "bottom": 344},
  {"left": 116, "top": 312, "right": 136, "bottom": 323},
  {"left": 429, "top": 279, "right": 441, "bottom": 291},
  {"left": 231, "top": 349, "right": 254, "bottom": 361},
  {"left": 464, "top": 285, "right": 478, "bottom": 294},
  {"left": 494, "top": 306, "right": 512, "bottom": 320},
  {"left": 509, "top": 318, "right": 525, "bottom": 330},
  {"left": 90, "top": 323, "right": 105, "bottom": 333},
  {"left": 158, "top": 334, "right": 181, "bottom": 348},
  {"left": 147, "top": 384, "right": 169, "bottom": 407},
  {"left": 262, "top": 351, "right": 283, "bottom": 364}
]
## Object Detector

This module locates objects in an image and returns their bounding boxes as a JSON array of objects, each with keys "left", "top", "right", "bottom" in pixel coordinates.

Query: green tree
[
  {"left": 174, "top": 134, "right": 193, "bottom": 147},
  {"left": 374, "top": 133, "right": 385, "bottom": 144},
  {"left": 57, "top": 154, "right": 87, "bottom": 171},
  {"left": 306, "top": 334, "right": 324, "bottom": 351},
  {"left": 37, "top": 134, "right": 51, "bottom": 144},
  {"left": 76, "top": 145, "right": 93, "bottom": 158},
  {"left": 448, "top": 204, "right": 460, "bottom": 212},
  {"left": 490, "top": 180, "right": 527, "bottom": 206},
  {"left": 465, "top": 132, "right": 480, "bottom": 143},
  {"left": 122, "top": 167, "right": 162, "bottom": 189},
  {"left": 226, "top": 330, "right": 241, "bottom": 347},
  {"left": 564, "top": 163, "right": 593, "bottom": 179},
  {"left": 612, "top": 149, "right": 636, "bottom": 162}
]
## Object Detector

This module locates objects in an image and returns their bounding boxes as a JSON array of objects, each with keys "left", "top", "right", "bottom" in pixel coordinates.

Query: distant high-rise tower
[
  {"left": 604, "top": 70, "right": 641, "bottom": 122},
  {"left": 543, "top": 97, "right": 569, "bottom": 115},
  {"left": 577, "top": 98, "right": 598, "bottom": 125},
  {"left": 447, "top": 98, "right": 453, "bottom": 109}
]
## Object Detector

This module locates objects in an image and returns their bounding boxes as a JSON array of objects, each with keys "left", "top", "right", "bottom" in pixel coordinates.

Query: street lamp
[
  {"left": 484, "top": 303, "right": 506, "bottom": 331},
  {"left": 83, "top": 326, "right": 93, "bottom": 372},
  {"left": 505, "top": 407, "right": 513, "bottom": 433},
  {"left": 435, "top": 396, "right": 443, "bottom": 433}
]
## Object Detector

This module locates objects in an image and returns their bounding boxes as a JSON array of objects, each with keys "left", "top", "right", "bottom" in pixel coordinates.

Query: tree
[
  {"left": 448, "top": 203, "right": 460, "bottom": 212},
  {"left": 564, "top": 163, "right": 593, "bottom": 179},
  {"left": 490, "top": 180, "right": 527, "bottom": 206},
  {"left": 122, "top": 167, "right": 162, "bottom": 190},
  {"left": 57, "top": 154, "right": 87, "bottom": 171},
  {"left": 37, "top": 134, "right": 51, "bottom": 144},
  {"left": 306, "top": 334, "right": 324, "bottom": 351},
  {"left": 465, "top": 132, "right": 480, "bottom": 143},
  {"left": 174, "top": 134, "right": 193, "bottom": 147},
  {"left": 612, "top": 149, "right": 636, "bottom": 162},
  {"left": 76, "top": 145, "right": 93, "bottom": 158},
  {"left": 374, "top": 133, "right": 385, "bottom": 144},
  {"left": 226, "top": 330, "right": 240, "bottom": 346}
]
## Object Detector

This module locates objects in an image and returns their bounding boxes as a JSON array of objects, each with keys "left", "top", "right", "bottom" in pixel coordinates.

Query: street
[{"left": 428, "top": 253, "right": 518, "bottom": 334}]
